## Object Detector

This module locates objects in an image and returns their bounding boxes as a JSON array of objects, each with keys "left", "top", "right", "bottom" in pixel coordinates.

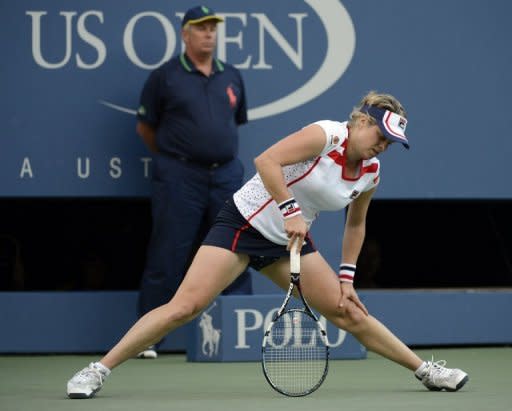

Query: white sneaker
[
  {"left": 415, "top": 358, "right": 469, "bottom": 392},
  {"left": 137, "top": 345, "right": 158, "bottom": 359},
  {"left": 67, "top": 362, "right": 110, "bottom": 399}
]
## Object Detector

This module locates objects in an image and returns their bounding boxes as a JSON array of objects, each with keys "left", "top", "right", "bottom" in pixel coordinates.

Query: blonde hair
[{"left": 348, "top": 91, "right": 407, "bottom": 127}]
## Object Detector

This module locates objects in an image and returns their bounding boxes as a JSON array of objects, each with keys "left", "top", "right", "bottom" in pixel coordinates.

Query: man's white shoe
[
  {"left": 137, "top": 345, "right": 158, "bottom": 359},
  {"left": 67, "top": 362, "right": 110, "bottom": 399},
  {"left": 415, "top": 359, "right": 469, "bottom": 392}
]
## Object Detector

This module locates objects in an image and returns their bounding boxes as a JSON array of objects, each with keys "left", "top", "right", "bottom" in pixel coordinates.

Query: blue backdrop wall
[
  {"left": 1, "top": 0, "right": 511, "bottom": 199},
  {"left": 1, "top": 290, "right": 511, "bottom": 354},
  {"left": 1, "top": 1, "right": 511, "bottom": 354}
]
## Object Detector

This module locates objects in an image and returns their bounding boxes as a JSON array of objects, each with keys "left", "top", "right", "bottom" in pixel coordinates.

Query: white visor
[{"left": 362, "top": 105, "right": 409, "bottom": 149}]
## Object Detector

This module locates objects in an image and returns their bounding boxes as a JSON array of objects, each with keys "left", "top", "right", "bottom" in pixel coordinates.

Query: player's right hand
[{"left": 284, "top": 215, "right": 308, "bottom": 252}]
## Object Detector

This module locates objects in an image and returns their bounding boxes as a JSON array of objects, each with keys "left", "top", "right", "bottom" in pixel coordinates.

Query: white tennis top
[{"left": 233, "top": 120, "right": 380, "bottom": 245}]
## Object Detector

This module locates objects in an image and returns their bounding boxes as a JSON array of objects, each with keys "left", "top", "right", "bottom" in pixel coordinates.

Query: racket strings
[{"left": 263, "top": 311, "right": 328, "bottom": 396}]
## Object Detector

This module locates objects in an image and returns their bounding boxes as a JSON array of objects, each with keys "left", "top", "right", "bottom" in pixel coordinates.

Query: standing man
[{"left": 135, "top": 5, "right": 252, "bottom": 358}]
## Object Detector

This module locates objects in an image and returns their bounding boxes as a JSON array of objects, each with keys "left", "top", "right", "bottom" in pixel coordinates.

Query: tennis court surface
[{"left": 0, "top": 347, "right": 510, "bottom": 411}]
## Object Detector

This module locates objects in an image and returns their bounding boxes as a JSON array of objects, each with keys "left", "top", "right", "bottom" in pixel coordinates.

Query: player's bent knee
[
  {"left": 345, "top": 303, "right": 367, "bottom": 324},
  {"left": 161, "top": 301, "right": 204, "bottom": 326},
  {"left": 331, "top": 301, "right": 367, "bottom": 331}
]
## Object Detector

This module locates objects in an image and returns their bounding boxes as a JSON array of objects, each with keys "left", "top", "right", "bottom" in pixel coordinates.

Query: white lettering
[
  {"left": 248, "top": 0, "right": 355, "bottom": 120},
  {"left": 292, "top": 312, "right": 308, "bottom": 347},
  {"left": 216, "top": 13, "right": 252, "bottom": 69},
  {"left": 27, "top": 9, "right": 308, "bottom": 71},
  {"left": 109, "top": 157, "right": 122, "bottom": 178},
  {"left": 267, "top": 311, "right": 320, "bottom": 348},
  {"left": 175, "top": 12, "right": 185, "bottom": 53},
  {"left": 77, "top": 157, "right": 90, "bottom": 178},
  {"left": 20, "top": 158, "right": 33, "bottom": 178},
  {"left": 319, "top": 317, "right": 346, "bottom": 347},
  {"left": 234, "top": 309, "right": 263, "bottom": 349},
  {"left": 141, "top": 157, "right": 152, "bottom": 178},
  {"left": 25, "top": 3, "right": 354, "bottom": 124},
  {"left": 76, "top": 11, "right": 106, "bottom": 69},
  {"left": 251, "top": 13, "right": 306, "bottom": 70},
  {"left": 124, "top": 12, "right": 176, "bottom": 69},
  {"left": 234, "top": 308, "right": 347, "bottom": 349},
  {"left": 263, "top": 308, "right": 279, "bottom": 331},
  {"left": 268, "top": 313, "right": 293, "bottom": 348},
  {"left": 27, "top": 11, "right": 76, "bottom": 69},
  {"left": 16, "top": 156, "right": 153, "bottom": 180}
]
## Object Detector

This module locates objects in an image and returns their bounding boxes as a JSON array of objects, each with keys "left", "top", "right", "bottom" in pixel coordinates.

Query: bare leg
[
  {"left": 262, "top": 252, "right": 422, "bottom": 371},
  {"left": 100, "top": 246, "right": 249, "bottom": 370}
]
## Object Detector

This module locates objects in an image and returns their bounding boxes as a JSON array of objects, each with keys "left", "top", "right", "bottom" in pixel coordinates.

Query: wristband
[
  {"left": 278, "top": 197, "right": 302, "bottom": 219},
  {"left": 338, "top": 263, "right": 356, "bottom": 283}
]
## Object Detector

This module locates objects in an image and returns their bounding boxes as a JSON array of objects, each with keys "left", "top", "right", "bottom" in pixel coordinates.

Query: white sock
[
  {"left": 93, "top": 362, "right": 111, "bottom": 376},
  {"left": 414, "top": 361, "right": 428, "bottom": 378}
]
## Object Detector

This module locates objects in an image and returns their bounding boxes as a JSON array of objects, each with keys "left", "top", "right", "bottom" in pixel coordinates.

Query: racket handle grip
[{"left": 290, "top": 240, "right": 301, "bottom": 273}]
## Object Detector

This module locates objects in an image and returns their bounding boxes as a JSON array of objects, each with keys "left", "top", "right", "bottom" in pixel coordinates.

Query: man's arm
[{"left": 136, "top": 121, "right": 158, "bottom": 153}]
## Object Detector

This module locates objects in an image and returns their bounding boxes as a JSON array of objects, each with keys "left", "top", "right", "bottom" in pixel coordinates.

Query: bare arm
[
  {"left": 253, "top": 124, "right": 326, "bottom": 250},
  {"left": 342, "top": 187, "right": 376, "bottom": 264},
  {"left": 254, "top": 124, "right": 326, "bottom": 204},
  {"left": 338, "top": 187, "right": 376, "bottom": 315},
  {"left": 136, "top": 121, "right": 158, "bottom": 153}
]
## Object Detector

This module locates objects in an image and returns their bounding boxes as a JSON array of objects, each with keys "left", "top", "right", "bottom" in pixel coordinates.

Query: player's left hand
[{"left": 338, "top": 282, "right": 369, "bottom": 316}]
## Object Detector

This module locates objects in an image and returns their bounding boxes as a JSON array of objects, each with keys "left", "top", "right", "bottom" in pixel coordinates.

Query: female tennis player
[{"left": 67, "top": 91, "right": 468, "bottom": 398}]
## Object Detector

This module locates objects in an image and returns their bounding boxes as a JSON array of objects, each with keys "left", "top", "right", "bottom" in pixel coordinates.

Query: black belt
[{"left": 166, "top": 152, "right": 231, "bottom": 170}]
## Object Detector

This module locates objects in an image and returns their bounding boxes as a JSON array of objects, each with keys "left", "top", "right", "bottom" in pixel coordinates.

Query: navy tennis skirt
[{"left": 202, "top": 198, "right": 316, "bottom": 271}]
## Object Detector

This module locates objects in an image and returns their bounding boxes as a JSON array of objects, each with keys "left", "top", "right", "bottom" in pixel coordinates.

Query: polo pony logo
[
  {"left": 226, "top": 85, "right": 237, "bottom": 108},
  {"left": 199, "top": 302, "right": 221, "bottom": 357}
]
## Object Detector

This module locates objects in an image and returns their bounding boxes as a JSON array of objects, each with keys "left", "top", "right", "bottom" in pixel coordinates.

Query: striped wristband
[
  {"left": 278, "top": 197, "right": 302, "bottom": 219},
  {"left": 338, "top": 263, "right": 356, "bottom": 283}
]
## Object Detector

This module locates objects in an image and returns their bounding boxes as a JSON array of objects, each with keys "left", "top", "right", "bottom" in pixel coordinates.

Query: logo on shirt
[
  {"left": 349, "top": 190, "right": 360, "bottom": 199},
  {"left": 330, "top": 135, "right": 340, "bottom": 145},
  {"left": 226, "top": 85, "right": 237, "bottom": 108},
  {"left": 283, "top": 203, "right": 299, "bottom": 214}
]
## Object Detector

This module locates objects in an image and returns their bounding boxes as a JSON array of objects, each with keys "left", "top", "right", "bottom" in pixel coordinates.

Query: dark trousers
[{"left": 138, "top": 155, "right": 252, "bottom": 329}]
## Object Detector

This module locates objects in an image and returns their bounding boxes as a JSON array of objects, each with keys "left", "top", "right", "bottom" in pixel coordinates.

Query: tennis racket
[{"left": 261, "top": 240, "right": 329, "bottom": 397}]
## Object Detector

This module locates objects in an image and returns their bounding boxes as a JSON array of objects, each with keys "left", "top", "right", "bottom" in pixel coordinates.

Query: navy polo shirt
[{"left": 137, "top": 53, "right": 248, "bottom": 164}]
